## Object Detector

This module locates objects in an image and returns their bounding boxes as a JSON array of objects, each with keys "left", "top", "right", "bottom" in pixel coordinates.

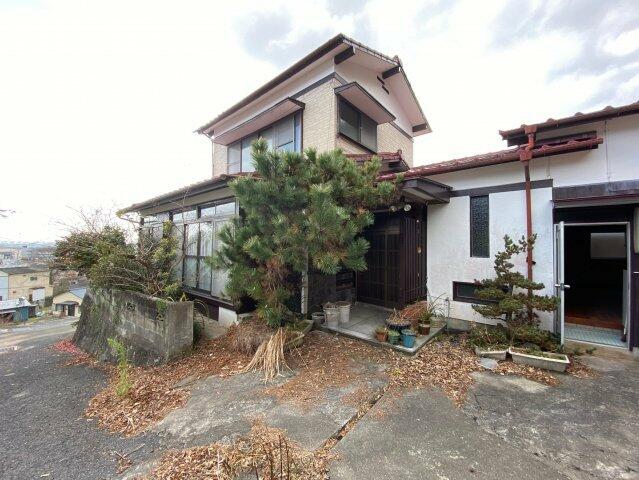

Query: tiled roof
[
  {"left": 195, "top": 34, "right": 403, "bottom": 135},
  {"left": 345, "top": 151, "right": 404, "bottom": 162},
  {"left": 377, "top": 135, "right": 603, "bottom": 181},
  {"left": 500, "top": 100, "right": 639, "bottom": 143}
]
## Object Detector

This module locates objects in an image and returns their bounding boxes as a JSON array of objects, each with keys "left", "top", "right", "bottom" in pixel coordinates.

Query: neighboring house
[
  {"left": 0, "top": 266, "right": 53, "bottom": 305},
  {"left": 0, "top": 298, "right": 36, "bottom": 322},
  {"left": 0, "top": 248, "right": 21, "bottom": 264},
  {"left": 53, "top": 286, "right": 86, "bottom": 317},
  {"left": 121, "top": 34, "right": 638, "bottom": 353}
]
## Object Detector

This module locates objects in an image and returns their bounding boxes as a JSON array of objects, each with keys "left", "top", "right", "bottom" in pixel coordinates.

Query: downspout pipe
[{"left": 519, "top": 125, "right": 537, "bottom": 282}]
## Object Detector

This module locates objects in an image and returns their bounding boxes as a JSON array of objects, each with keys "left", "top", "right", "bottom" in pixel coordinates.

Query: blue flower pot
[{"left": 401, "top": 329, "right": 416, "bottom": 348}]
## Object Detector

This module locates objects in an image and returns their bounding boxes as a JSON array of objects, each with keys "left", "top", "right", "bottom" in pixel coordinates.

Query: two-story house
[
  {"left": 0, "top": 266, "right": 53, "bottom": 305},
  {"left": 122, "top": 34, "right": 433, "bottom": 324},
  {"left": 122, "top": 34, "right": 639, "bottom": 354}
]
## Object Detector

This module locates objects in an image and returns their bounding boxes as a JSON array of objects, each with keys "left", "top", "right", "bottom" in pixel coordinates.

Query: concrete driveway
[
  {"left": 2, "top": 320, "right": 637, "bottom": 480},
  {"left": 330, "top": 349, "right": 639, "bottom": 480},
  {"left": 0, "top": 318, "right": 160, "bottom": 480}
]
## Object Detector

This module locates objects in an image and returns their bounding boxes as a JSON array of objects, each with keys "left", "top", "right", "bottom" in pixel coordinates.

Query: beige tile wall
[{"left": 210, "top": 76, "right": 414, "bottom": 175}]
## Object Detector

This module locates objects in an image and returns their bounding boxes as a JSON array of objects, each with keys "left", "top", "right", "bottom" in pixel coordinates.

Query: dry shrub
[
  {"left": 243, "top": 327, "right": 289, "bottom": 381},
  {"left": 399, "top": 301, "right": 428, "bottom": 321},
  {"left": 148, "top": 419, "right": 332, "bottom": 480},
  {"left": 227, "top": 317, "right": 273, "bottom": 355}
]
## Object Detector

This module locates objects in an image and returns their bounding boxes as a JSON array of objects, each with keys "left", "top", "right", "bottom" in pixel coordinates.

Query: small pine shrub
[{"left": 107, "top": 338, "right": 132, "bottom": 397}]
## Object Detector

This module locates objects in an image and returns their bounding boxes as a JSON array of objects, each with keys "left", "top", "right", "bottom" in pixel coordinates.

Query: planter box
[
  {"left": 509, "top": 348, "right": 570, "bottom": 373},
  {"left": 474, "top": 346, "right": 508, "bottom": 361}
]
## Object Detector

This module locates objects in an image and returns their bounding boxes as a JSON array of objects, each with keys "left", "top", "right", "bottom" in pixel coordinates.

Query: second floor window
[
  {"left": 227, "top": 112, "right": 301, "bottom": 174},
  {"left": 338, "top": 98, "right": 377, "bottom": 152}
]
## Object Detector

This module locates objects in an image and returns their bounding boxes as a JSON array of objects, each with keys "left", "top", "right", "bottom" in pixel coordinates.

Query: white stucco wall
[
  {"left": 427, "top": 188, "right": 555, "bottom": 330},
  {"left": 425, "top": 113, "right": 639, "bottom": 330}
]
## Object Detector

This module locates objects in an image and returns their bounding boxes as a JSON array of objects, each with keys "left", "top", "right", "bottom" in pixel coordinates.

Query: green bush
[
  {"left": 510, "top": 324, "right": 560, "bottom": 351},
  {"left": 107, "top": 338, "right": 132, "bottom": 397},
  {"left": 469, "top": 324, "right": 509, "bottom": 349}
]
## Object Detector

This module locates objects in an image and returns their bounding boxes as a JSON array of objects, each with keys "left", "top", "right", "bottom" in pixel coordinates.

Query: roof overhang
[
  {"left": 213, "top": 98, "right": 304, "bottom": 146},
  {"left": 553, "top": 179, "right": 639, "bottom": 204},
  {"left": 335, "top": 82, "right": 395, "bottom": 124},
  {"left": 381, "top": 66, "right": 431, "bottom": 136},
  {"left": 118, "top": 174, "right": 239, "bottom": 215},
  {"left": 500, "top": 100, "right": 639, "bottom": 145},
  {"left": 401, "top": 177, "right": 452, "bottom": 204}
]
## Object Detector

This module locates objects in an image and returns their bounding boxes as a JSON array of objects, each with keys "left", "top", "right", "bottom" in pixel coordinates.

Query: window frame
[
  {"left": 226, "top": 112, "right": 301, "bottom": 174},
  {"left": 469, "top": 195, "right": 490, "bottom": 258},
  {"left": 169, "top": 198, "right": 238, "bottom": 299},
  {"left": 452, "top": 281, "right": 495, "bottom": 305},
  {"left": 338, "top": 97, "right": 378, "bottom": 152}
]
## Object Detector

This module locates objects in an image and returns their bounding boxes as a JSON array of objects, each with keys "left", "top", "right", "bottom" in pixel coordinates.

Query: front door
[
  {"left": 554, "top": 221, "right": 567, "bottom": 344},
  {"left": 357, "top": 215, "right": 400, "bottom": 308}
]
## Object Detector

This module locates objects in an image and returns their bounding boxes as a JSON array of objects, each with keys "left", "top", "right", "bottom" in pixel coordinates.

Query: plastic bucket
[
  {"left": 311, "top": 312, "right": 325, "bottom": 326},
  {"left": 336, "top": 301, "right": 351, "bottom": 324},
  {"left": 324, "top": 307, "right": 339, "bottom": 328},
  {"left": 401, "top": 329, "right": 417, "bottom": 348}
]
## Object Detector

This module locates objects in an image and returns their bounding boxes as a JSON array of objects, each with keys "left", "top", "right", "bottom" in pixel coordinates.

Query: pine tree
[
  {"left": 472, "top": 235, "right": 557, "bottom": 328},
  {"left": 210, "top": 139, "right": 397, "bottom": 327}
]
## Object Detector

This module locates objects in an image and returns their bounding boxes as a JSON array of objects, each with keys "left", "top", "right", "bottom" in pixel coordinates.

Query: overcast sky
[{"left": 1, "top": 0, "right": 638, "bottom": 242}]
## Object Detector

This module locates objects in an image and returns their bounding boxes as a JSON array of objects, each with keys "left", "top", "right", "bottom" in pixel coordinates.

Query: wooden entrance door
[{"left": 357, "top": 216, "right": 400, "bottom": 308}]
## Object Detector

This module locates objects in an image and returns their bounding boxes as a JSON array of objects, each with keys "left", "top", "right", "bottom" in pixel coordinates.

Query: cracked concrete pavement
[
  {"left": 2, "top": 319, "right": 638, "bottom": 480},
  {"left": 464, "top": 351, "right": 639, "bottom": 479}
]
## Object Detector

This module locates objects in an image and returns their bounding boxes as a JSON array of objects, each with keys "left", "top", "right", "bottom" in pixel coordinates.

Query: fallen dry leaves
[
  {"left": 261, "top": 332, "right": 387, "bottom": 409},
  {"left": 52, "top": 339, "right": 96, "bottom": 366},
  {"left": 494, "top": 361, "right": 560, "bottom": 386},
  {"left": 85, "top": 336, "right": 252, "bottom": 436},
  {"left": 148, "top": 419, "right": 332, "bottom": 480},
  {"left": 385, "top": 337, "right": 482, "bottom": 406}
]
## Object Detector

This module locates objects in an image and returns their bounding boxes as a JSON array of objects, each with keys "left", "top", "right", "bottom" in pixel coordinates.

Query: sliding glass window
[
  {"left": 227, "top": 112, "right": 301, "bottom": 173},
  {"left": 338, "top": 98, "right": 377, "bottom": 152},
  {"left": 171, "top": 200, "right": 238, "bottom": 299}
]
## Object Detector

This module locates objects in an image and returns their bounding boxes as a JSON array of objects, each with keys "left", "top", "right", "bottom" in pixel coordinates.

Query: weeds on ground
[{"left": 107, "top": 338, "right": 131, "bottom": 398}]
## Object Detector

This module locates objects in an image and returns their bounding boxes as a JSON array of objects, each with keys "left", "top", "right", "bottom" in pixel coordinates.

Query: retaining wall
[{"left": 73, "top": 288, "right": 193, "bottom": 366}]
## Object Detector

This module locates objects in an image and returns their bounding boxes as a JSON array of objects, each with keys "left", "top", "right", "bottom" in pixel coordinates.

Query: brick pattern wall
[
  {"left": 212, "top": 141, "right": 227, "bottom": 177},
  {"left": 378, "top": 123, "right": 414, "bottom": 166},
  {"left": 336, "top": 122, "right": 414, "bottom": 166},
  {"left": 209, "top": 77, "right": 414, "bottom": 175},
  {"left": 298, "top": 79, "right": 339, "bottom": 152}
]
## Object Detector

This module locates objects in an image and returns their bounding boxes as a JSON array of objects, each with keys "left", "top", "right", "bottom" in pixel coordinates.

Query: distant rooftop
[{"left": 0, "top": 266, "right": 49, "bottom": 275}]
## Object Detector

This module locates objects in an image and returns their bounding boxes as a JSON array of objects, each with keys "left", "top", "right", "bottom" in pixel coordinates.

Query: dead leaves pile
[
  {"left": 52, "top": 339, "right": 96, "bottom": 366},
  {"left": 262, "top": 332, "right": 387, "bottom": 409},
  {"left": 148, "top": 419, "right": 332, "bottom": 480},
  {"left": 386, "top": 337, "right": 481, "bottom": 406},
  {"left": 494, "top": 361, "right": 560, "bottom": 386},
  {"left": 85, "top": 336, "right": 252, "bottom": 436}
]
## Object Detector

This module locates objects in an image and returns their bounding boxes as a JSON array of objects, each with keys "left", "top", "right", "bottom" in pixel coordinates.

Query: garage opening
[{"left": 564, "top": 224, "right": 629, "bottom": 347}]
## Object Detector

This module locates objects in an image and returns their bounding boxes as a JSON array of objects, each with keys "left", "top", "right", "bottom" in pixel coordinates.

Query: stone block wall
[{"left": 73, "top": 288, "right": 193, "bottom": 366}]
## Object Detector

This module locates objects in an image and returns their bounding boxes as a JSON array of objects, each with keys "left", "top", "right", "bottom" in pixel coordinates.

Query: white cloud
[{"left": 1, "top": 0, "right": 637, "bottom": 242}]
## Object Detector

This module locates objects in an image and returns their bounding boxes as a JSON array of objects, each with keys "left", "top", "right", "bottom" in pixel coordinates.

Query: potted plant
[
  {"left": 509, "top": 347, "right": 570, "bottom": 372},
  {"left": 387, "top": 329, "right": 400, "bottom": 345},
  {"left": 375, "top": 326, "right": 388, "bottom": 342},
  {"left": 401, "top": 329, "right": 417, "bottom": 348},
  {"left": 418, "top": 322, "right": 431, "bottom": 335},
  {"left": 386, "top": 310, "right": 412, "bottom": 333},
  {"left": 469, "top": 324, "right": 509, "bottom": 360}
]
